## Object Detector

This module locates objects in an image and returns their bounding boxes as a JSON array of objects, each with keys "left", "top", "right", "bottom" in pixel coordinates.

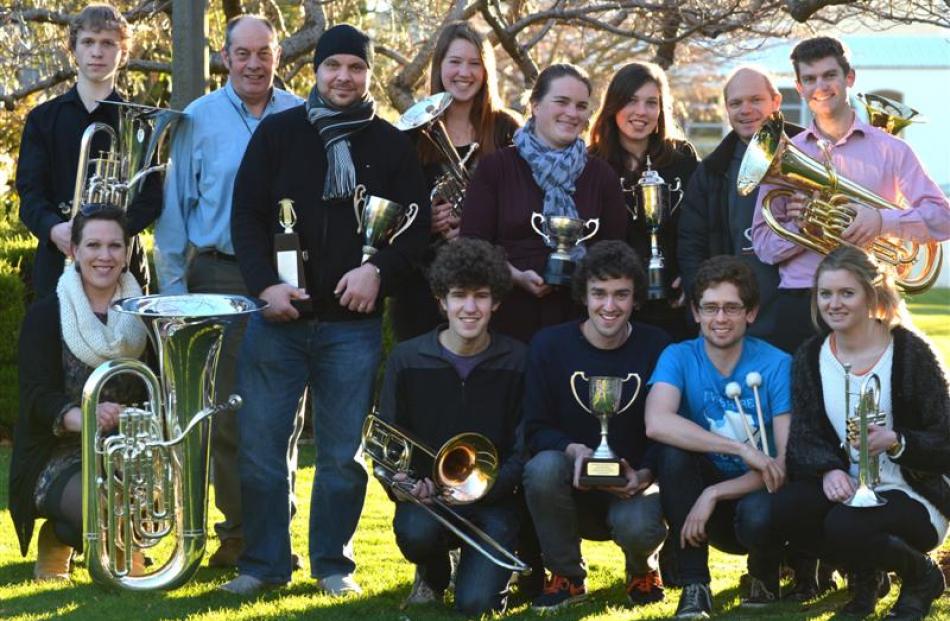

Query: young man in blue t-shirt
[
  {"left": 523, "top": 241, "right": 672, "bottom": 612},
  {"left": 646, "top": 255, "right": 791, "bottom": 618}
]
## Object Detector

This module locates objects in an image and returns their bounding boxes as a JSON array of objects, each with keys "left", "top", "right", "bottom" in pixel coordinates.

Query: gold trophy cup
[{"left": 570, "top": 372, "right": 642, "bottom": 487}]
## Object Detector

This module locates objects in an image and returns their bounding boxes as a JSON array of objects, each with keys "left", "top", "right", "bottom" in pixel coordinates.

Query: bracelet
[{"left": 886, "top": 431, "right": 906, "bottom": 458}]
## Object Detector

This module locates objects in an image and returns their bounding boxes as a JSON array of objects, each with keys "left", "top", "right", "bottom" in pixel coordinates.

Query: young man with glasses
[{"left": 645, "top": 255, "right": 791, "bottom": 618}]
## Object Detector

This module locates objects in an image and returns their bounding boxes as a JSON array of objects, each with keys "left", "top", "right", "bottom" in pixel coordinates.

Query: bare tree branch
[
  {"left": 479, "top": 0, "right": 538, "bottom": 87},
  {"left": 785, "top": 0, "right": 854, "bottom": 22}
]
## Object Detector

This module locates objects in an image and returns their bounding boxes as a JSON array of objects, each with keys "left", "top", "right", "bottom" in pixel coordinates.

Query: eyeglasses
[{"left": 697, "top": 303, "right": 746, "bottom": 317}]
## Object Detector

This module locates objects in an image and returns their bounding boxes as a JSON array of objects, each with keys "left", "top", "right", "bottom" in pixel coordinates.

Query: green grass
[{"left": 1, "top": 292, "right": 948, "bottom": 620}]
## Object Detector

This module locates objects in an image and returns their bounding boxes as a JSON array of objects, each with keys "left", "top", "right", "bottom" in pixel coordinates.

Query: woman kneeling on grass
[
  {"left": 9, "top": 206, "right": 149, "bottom": 580},
  {"left": 771, "top": 246, "right": 948, "bottom": 620}
]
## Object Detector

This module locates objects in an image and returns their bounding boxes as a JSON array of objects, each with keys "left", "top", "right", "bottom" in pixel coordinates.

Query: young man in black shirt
[
  {"left": 16, "top": 3, "right": 160, "bottom": 298},
  {"left": 522, "top": 241, "right": 671, "bottom": 611},
  {"left": 376, "top": 238, "right": 525, "bottom": 615}
]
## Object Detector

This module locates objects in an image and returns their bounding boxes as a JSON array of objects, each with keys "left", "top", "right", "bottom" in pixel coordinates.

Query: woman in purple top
[{"left": 460, "top": 63, "right": 627, "bottom": 343}]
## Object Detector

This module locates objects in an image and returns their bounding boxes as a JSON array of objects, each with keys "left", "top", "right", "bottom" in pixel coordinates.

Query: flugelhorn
[
  {"left": 394, "top": 92, "right": 478, "bottom": 217},
  {"left": 737, "top": 112, "right": 942, "bottom": 293},
  {"left": 82, "top": 294, "right": 264, "bottom": 590},
  {"left": 362, "top": 414, "right": 530, "bottom": 574},
  {"left": 841, "top": 364, "right": 887, "bottom": 508},
  {"left": 70, "top": 101, "right": 183, "bottom": 220}
]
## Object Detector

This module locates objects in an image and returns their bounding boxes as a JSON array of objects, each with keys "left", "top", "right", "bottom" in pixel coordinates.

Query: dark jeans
[
  {"left": 523, "top": 450, "right": 667, "bottom": 579},
  {"left": 771, "top": 479, "right": 938, "bottom": 573},
  {"left": 770, "top": 289, "right": 817, "bottom": 354},
  {"left": 393, "top": 501, "right": 519, "bottom": 615},
  {"left": 657, "top": 445, "right": 782, "bottom": 589}
]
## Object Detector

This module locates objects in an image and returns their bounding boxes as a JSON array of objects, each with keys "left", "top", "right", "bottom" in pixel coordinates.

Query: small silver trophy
[
  {"left": 353, "top": 184, "right": 419, "bottom": 264},
  {"left": 530, "top": 213, "right": 599, "bottom": 286},
  {"left": 570, "top": 372, "right": 641, "bottom": 487}
]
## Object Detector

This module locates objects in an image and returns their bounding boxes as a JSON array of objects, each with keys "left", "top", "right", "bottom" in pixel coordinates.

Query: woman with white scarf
[
  {"left": 460, "top": 63, "right": 628, "bottom": 344},
  {"left": 9, "top": 206, "right": 149, "bottom": 581}
]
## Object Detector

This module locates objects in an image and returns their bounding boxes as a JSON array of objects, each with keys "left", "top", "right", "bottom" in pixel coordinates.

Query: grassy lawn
[{"left": 0, "top": 290, "right": 947, "bottom": 620}]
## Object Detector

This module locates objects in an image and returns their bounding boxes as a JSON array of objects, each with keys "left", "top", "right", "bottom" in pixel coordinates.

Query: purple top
[
  {"left": 751, "top": 115, "right": 950, "bottom": 289},
  {"left": 460, "top": 146, "right": 628, "bottom": 343}
]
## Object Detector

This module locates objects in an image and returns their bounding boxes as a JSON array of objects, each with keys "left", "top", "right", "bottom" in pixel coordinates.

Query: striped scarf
[{"left": 306, "top": 87, "right": 377, "bottom": 200}]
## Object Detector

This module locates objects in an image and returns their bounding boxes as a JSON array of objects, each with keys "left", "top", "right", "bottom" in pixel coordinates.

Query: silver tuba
[
  {"left": 69, "top": 100, "right": 183, "bottom": 220},
  {"left": 394, "top": 92, "right": 478, "bottom": 217},
  {"left": 82, "top": 294, "right": 264, "bottom": 590},
  {"left": 362, "top": 414, "right": 530, "bottom": 574}
]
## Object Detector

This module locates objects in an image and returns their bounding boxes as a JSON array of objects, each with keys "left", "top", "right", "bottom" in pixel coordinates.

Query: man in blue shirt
[
  {"left": 154, "top": 14, "right": 302, "bottom": 569},
  {"left": 523, "top": 241, "right": 671, "bottom": 612},
  {"left": 646, "top": 255, "right": 790, "bottom": 618}
]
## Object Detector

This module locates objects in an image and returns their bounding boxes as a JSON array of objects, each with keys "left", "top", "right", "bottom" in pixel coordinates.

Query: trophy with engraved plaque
[
  {"left": 274, "top": 198, "right": 311, "bottom": 312},
  {"left": 570, "top": 372, "right": 642, "bottom": 487}
]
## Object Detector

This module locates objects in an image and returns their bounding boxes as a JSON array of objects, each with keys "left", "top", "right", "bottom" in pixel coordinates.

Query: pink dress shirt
[{"left": 751, "top": 115, "right": 949, "bottom": 289}]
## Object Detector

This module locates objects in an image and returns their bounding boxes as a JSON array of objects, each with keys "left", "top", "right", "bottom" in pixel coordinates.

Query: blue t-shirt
[{"left": 649, "top": 336, "right": 792, "bottom": 476}]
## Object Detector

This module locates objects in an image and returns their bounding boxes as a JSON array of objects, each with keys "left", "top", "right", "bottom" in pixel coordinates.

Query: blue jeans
[
  {"left": 236, "top": 315, "right": 381, "bottom": 583},
  {"left": 657, "top": 445, "right": 782, "bottom": 590},
  {"left": 393, "top": 501, "right": 519, "bottom": 615}
]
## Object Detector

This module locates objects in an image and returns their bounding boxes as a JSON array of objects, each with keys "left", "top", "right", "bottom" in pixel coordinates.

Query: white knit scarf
[{"left": 56, "top": 267, "right": 148, "bottom": 368}]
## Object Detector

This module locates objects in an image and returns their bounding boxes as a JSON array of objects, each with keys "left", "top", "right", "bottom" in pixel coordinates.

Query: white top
[{"left": 820, "top": 337, "right": 948, "bottom": 544}]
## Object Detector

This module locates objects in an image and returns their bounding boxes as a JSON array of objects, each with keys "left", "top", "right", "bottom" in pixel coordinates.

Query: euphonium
[
  {"left": 857, "top": 92, "right": 924, "bottom": 135},
  {"left": 362, "top": 414, "right": 530, "bottom": 573},
  {"left": 82, "top": 294, "right": 263, "bottom": 590},
  {"left": 69, "top": 101, "right": 182, "bottom": 220},
  {"left": 736, "top": 112, "right": 942, "bottom": 293},
  {"left": 841, "top": 364, "right": 887, "bottom": 508},
  {"left": 394, "top": 92, "right": 478, "bottom": 217}
]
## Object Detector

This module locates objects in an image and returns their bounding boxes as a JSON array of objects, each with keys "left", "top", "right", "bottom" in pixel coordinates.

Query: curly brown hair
[
  {"left": 571, "top": 241, "right": 647, "bottom": 306},
  {"left": 690, "top": 255, "right": 759, "bottom": 310},
  {"left": 428, "top": 238, "right": 511, "bottom": 300}
]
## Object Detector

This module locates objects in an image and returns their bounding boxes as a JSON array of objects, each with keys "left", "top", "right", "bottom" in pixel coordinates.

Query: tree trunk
[{"left": 171, "top": 0, "right": 209, "bottom": 110}]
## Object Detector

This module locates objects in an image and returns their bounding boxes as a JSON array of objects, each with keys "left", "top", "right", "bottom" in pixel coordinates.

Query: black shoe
[
  {"left": 675, "top": 583, "right": 712, "bottom": 619},
  {"left": 817, "top": 561, "right": 840, "bottom": 595},
  {"left": 885, "top": 556, "right": 946, "bottom": 620},
  {"left": 784, "top": 577, "right": 819, "bottom": 602},
  {"left": 841, "top": 570, "right": 883, "bottom": 618},
  {"left": 741, "top": 575, "right": 778, "bottom": 607}
]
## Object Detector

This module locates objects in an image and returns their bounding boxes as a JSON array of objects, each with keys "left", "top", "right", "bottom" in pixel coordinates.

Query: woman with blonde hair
[{"left": 771, "top": 246, "right": 948, "bottom": 619}]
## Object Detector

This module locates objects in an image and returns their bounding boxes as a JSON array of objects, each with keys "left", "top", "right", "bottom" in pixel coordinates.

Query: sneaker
[
  {"left": 317, "top": 573, "right": 362, "bottom": 596},
  {"left": 208, "top": 538, "right": 244, "bottom": 568},
  {"left": 218, "top": 574, "right": 277, "bottom": 596},
  {"left": 741, "top": 575, "right": 778, "bottom": 607},
  {"left": 401, "top": 566, "right": 443, "bottom": 608},
  {"left": 531, "top": 574, "right": 587, "bottom": 611},
  {"left": 33, "top": 521, "right": 73, "bottom": 581},
  {"left": 626, "top": 569, "right": 665, "bottom": 606},
  {"left": 674, "top": 583, "right": 712, "bottom": 619},
  {"left": 885, "top": 556, "right": 946, "bottom": 620}
]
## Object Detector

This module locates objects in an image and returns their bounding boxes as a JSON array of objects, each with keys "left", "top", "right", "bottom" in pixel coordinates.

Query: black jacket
[
  {"left": 231, "top": 108, "right": 429, "bottom": 321},
  {"left": 377, "top": 328, "right": 526, "bottom": 504},
  {"left": 786, "top": 326, "right": 950, "bottom": 519},
  {"left": 677, "top": 126, "right": 803, "bottom": 294},
  {"left": 15, "top": 86, "right": 161, "bottom": 297}
]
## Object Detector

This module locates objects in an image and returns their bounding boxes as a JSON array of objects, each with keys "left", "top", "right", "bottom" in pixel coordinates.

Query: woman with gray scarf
[{"left": 460, "top": 63, "right": 628, "bottom": 343}]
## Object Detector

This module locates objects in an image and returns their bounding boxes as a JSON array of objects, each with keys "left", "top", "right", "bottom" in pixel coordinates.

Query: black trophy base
[
  {"left": 291, "top": 297, "right": 313, "bottom": 314},
  {"left": 647, "top": 266, "right": 666, "bottom": 301},
  {"left": 578, "top": 457, "right": 626, "bottom": 487},
  {"left": 543, "top": 256, "right": 574, "bottom": 286}
]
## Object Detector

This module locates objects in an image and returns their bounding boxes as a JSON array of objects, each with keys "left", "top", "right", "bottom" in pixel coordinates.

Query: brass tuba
[
  {"left": 737, "top": 112, "right": 942, "bottom": 293},
  {"left": 394, "top": 92, "right": 478, "bottom": 217},
  {"left": 82, "top": 294, "right": 264, "bottom": 590},
  {"left": 69, "top": 101, "right": 183, "bottom": 220},
  {"left": 841, "top": 364, "right": 888, "bottom": 508},
  {"left": 362, "top": 414, "right": 530, "bottom": 573}
]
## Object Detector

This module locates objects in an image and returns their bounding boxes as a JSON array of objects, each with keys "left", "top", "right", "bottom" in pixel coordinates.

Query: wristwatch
[{"left": 886, "top": 431, "right": 906, "bottom": 459}]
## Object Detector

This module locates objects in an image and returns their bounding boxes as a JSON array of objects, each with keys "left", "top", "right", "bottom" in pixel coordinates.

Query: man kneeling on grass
[
  {"left": 375, "top": 238, "right": 526, "bottom": 615},
  {"left": 645, "top": 256, "right": 790, "bottom": 619}
]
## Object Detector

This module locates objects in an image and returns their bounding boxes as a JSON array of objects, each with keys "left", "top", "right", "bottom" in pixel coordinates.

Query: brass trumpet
[
  {"left": 841, "top": 364, "right": 887, "bottom": 508},
  {"left": 737, "top": 112, "right": 942, "bottom": 293},
  {"left": 361, "top": 414, "right": 530, "bottom": 573},
  {"left": 394, "top": 92, "right": 478, "bottom": 217}
]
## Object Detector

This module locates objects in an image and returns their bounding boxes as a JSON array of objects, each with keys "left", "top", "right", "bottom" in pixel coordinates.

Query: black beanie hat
[{"left": 313, "top": 24, "right": 373, "bottom": 69}]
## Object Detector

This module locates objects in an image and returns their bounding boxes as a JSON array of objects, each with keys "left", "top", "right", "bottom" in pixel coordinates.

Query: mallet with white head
[{"left": 745, "top": 371, "right": 769, "bottom": 456}]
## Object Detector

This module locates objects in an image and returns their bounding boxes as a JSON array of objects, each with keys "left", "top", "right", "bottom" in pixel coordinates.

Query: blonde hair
[{"left": 811, "top": 246, "right": 907, "bottom": 332}]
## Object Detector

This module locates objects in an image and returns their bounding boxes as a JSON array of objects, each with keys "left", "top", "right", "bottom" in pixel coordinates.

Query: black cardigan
[{"left": 786, "top": 326, "right": 950, "bottom": 519}]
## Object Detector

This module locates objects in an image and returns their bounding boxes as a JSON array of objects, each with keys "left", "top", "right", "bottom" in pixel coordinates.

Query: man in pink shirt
[{"left": 751, "top": 36, "right": 949, "bottom": 353}]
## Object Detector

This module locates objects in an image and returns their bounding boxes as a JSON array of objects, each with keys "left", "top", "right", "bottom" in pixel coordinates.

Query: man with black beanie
[{"left": 223, "top": 23, "right": 429, "bottom": 596}]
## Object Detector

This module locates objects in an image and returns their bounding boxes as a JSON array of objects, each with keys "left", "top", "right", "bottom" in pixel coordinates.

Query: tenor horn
[
  {"left": 737, "top": 112, "right": 942, "bottom": 293},
  {"left": 361, "top": 414, "right": 530, "bottom": 574},
  {"left": 82, "top": 294, "right": 264, "bottom": 590},
  {"left": 394, "top": 92, "right": 478, "bottom": 217}
]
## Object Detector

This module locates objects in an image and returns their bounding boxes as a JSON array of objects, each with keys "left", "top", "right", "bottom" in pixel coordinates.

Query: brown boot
[
  {"left": 208, "top": 538, "right": 244, "bottom": 568},
  {"left": 33, "top": 521, "right": 73, "bottom": 581}
]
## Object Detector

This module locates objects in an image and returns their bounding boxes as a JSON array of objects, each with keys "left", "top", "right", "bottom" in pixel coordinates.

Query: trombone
[
  {"left": 361, "top": 414, "right": 530, "bottom": 574},
  {"left": 841, "top": 364, "right": 888, "bottom": 508}
]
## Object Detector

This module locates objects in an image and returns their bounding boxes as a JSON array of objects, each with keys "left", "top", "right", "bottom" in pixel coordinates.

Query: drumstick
[
  {"left": 725, "top": 382, "right": 757, "bottom": 447},
  {"left": 746, "top": 372, "right": 769, "bottom": 457}
]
